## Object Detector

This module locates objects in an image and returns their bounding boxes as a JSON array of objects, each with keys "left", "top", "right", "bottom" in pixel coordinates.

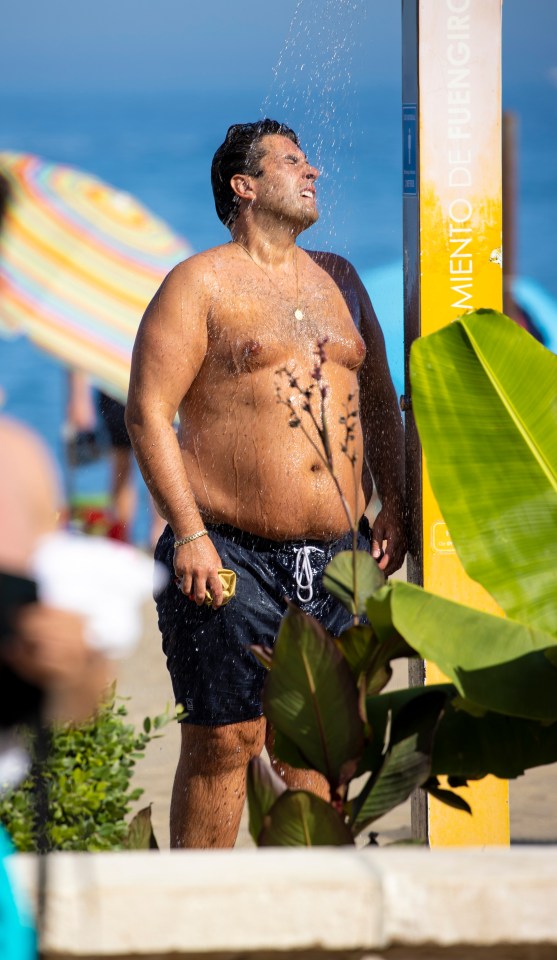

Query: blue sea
[{"left": 0, "top": 82, "right": 555, "bottom": 543}]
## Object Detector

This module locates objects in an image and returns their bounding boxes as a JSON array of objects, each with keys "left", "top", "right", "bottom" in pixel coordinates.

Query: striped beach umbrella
[{"left": 0, "top": 153, "right": 192, "bottom": 403}]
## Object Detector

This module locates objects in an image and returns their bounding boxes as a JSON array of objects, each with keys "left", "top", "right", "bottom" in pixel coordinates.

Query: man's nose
[{"left": 305, "top": 163, "right": 320, "bottom": 181}]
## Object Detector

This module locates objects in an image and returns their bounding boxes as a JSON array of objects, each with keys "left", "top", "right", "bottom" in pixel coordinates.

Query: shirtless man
[{"left": 125, "top": 120, "right": 406, "bottom": 848}]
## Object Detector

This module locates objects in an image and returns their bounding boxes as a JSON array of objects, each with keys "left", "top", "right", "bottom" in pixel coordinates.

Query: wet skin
[
  {"left": 128, "top": 242, "right": 405, "bottom": 586},
  {"left": 176, "top": 244, "right": 366, "bottom": 538},
  {"left": 126, "top": 133, "right": 406, "bottom": 847}
]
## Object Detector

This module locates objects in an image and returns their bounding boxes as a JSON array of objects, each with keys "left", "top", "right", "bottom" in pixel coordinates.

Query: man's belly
[{"left": 182, "top": 423, "right": 364, "bottom": 541}]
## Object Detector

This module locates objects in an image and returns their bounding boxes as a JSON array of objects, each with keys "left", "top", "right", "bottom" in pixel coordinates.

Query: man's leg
[{"left": 170, "top": 717, "right": 266, "bottom": 848}]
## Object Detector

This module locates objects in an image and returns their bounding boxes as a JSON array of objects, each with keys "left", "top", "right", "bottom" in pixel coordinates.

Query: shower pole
[{"left": 401, "top": 0, "right": 509, "bottom": 847}]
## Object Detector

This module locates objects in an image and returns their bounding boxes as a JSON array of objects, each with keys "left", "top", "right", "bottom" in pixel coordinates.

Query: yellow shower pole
[{"left": 402, "top": 0, "right": 510, "bottom": 846}]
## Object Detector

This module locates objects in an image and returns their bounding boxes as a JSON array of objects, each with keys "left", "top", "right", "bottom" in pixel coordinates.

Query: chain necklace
[{"left": 232, "top": 240, "right": 305, "bottom": 322}]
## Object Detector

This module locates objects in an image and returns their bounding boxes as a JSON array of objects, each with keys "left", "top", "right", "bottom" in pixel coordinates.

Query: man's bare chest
[{"left": 205, "top": 275, "right": 365, "bottom": 375}]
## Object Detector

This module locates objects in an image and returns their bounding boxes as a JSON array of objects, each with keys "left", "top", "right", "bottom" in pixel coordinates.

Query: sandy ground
[{"left": 116, "top": 599, "right": 557, "bottom": 850}]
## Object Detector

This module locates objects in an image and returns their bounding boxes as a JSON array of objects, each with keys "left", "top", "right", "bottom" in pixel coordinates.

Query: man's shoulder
[
  {"left": 305, "top": 249, "right": 359, "bottom": 281},
  {"left": 158, "top": 245, "right": 234, "bottom": 299},
  {"left": 305, "top": 250, "right": 364, "bottom": 298},
  {"left": 170, "top": 244, "right": 232, "bottom": 278}
]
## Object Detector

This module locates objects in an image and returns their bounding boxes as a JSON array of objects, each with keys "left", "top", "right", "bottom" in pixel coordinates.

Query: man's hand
[
  {"left": 371, "top": 504, "right": 407, "bottom": 576},
  {"left": 174, "top": 536, "right": 225, "bottom": 608}
]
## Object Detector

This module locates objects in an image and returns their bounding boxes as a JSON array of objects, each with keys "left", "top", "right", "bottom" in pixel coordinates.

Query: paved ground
[{"left": 116, "top": 599, "right": 557, "bottom": 850}]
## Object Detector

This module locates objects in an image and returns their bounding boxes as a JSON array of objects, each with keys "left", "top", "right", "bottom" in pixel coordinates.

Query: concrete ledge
[{"left": 8, "top": 846, "right": 557, "bottom": 959}]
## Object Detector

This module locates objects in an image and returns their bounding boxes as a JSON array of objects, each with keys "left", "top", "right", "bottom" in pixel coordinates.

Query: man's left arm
[{"left": 354, "top": 270, "right": 406, "bottom": 575}]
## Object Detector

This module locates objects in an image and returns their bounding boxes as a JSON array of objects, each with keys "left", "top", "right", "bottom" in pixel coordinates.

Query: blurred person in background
[
  {"left": 67, "top": 370, "right": 165, "bottom": 546},
  {"left": 0, "top": 413, "right": 111, "bottom": 959}
]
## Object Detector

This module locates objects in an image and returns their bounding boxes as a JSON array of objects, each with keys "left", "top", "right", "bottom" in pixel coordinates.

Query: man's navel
[{"left": 242, "top": 339, "right": 263, "bottom": 361}]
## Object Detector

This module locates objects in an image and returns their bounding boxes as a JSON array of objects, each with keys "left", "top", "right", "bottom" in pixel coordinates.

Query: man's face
[{"left": 250, "top": 135, "right": 320, "bottom": 230}]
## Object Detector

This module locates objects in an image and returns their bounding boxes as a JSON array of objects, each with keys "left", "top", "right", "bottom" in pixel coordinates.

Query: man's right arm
[{"left": 125, "top": 258, "right": 224, "bottom": 607}]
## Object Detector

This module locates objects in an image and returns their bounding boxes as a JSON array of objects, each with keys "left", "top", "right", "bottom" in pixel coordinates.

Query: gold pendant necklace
[{"left": 233, "top": 240, "right": 305, "bottom": 322}]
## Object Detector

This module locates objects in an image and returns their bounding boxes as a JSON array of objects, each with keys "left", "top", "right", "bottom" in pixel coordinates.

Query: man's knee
[{"left": 179, "top": 717, "right": 266, "bottom": 775}]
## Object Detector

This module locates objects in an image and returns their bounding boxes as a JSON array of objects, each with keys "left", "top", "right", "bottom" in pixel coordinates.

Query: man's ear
[{"left": 230, "top": 174, "right": 256, "bottom": 201}]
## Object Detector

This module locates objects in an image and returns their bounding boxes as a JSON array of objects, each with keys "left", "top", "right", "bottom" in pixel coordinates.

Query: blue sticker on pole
[{"left": 403, "top": 103, "right": 417, "bottom": 197}]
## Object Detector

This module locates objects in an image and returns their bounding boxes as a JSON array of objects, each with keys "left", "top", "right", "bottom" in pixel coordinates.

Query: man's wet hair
[{"left": 211, "top": 119, "right": 299, "bottom": 227}]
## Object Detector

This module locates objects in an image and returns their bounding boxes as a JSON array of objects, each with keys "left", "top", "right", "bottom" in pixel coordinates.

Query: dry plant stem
[
  {"left": 339, "top": 396, "right": 361, "bottom": 618},
  {"left": 275, "top": 345, "right": 362, "bottom": 623},
  {"left": 315, "top": 397, "right": 355, "bottom": 539},
  {"left": 277, "top": 386, "right": 355, "bottom": 536},
  {"left": 351, "top": 461, "right": 359, "bottom": 619}
]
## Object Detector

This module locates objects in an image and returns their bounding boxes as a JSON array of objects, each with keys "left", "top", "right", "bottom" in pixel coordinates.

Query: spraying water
[{"left": 260, "top": 0, "right": 367, "bottom": 259}]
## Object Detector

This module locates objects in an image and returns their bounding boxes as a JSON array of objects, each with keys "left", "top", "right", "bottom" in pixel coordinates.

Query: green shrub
[{"left": 0, "top": 688, "right": 170, "bottom": 852}]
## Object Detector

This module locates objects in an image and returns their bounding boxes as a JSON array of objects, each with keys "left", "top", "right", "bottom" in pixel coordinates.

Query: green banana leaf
[
  {"left": 367, "top": 580, "right": 557, "bottom": 720},
  {"left": 422, "top": 779, "right": 472, "bottom": 814},
  {"left": 272, "top": 727, "right": 314, "bottom": 770},
  {"left": 335, "top": 624, "right": 380, "bottom": 678},
  {"left": 362, "top": 684, "right": 557, "bottom": 781},
  {"left": 323, "top": 550, "right": 385, "bottom": 616},
  {"left": 410, "top": 310, "right": 557, "bottom": 635},
  {"left": 335, "top": 623, "right": 412, "bottom": 696},
  {"left": 349, "top": 688, "right": 447, "bottom": 834},
  {"left": 124, "top": 806, "right": 159, "bottom": 850},
  {"left": 431, "top": 706, "right": 557, "bottom": 780},
  {"left": 247, "top": 757, "right": 286, "bottom": 844},
  {"left": 263, "top": 603, "right": 364, "bottom": 788},
  {"left": 258, "top": 790, "right": 354, "bottom": 846}
]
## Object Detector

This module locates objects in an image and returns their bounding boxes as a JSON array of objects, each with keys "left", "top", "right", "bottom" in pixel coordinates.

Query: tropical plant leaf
[
  {"left": 349, "top": 689, "right": 448, "bottom": 834},
  {"left": 336, "top": 622, "right": 394, "bottom": 697},
  {"left": 258, "top": 790, "right": 354, "bottom": 847},
  {"left": 335, "top": 624, "right": 378, "bottom": 677},
  {"left": 335, "top": 622, "right": 412, "bottom": 695},
  {"left": 323, "top": 550, "right": 385, "bottom": 616},
  {"left": 354, "top": 683, "right": 454, "bottom": 778},
  {"left": 247, "top": 757, "right": 287, "bottom": 844},
  {"left": 250, "top": 644, "right": 274, "bottom": 670},
  {"left": 365, "top": 584, "right": 407, "bottom": 646},
  {"left": 422, "top": 777, "right": 472, "bottom": 814},
  {"left": 431, "top": 703, "right": 557, "bottom": 779},
  {"left": 124, "top": 805, "right": 158, "bottom": 850},
  {"left": 410, "top": 309, "right": 557, "bottom": 635},
  {"left": 365, "top": 663, "right": 393, "bottom": 697},
  {"left": 386, "top": 580, "right": 557, "bottom": 720},
  {"left": 359, "top": 683, "right": 557, "bottom": 781},
  {"left": 447, "top": 776, "right": 469, "bottom": 788},
  {"left": 263, "top": 604, "right": 364, "bottom": 788},
  {"left": 271, "top": 728, "right": 311, "bottom": 770}
]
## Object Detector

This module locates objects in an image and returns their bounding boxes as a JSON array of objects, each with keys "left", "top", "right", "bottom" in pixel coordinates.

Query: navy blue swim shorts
[{"left": 154, "top": 518, "right": 371, "bottom": 726}]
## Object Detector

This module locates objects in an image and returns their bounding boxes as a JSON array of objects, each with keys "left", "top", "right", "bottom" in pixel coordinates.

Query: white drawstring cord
[{"left": 294, "top": 545, "right": 324, "bottom": 603}]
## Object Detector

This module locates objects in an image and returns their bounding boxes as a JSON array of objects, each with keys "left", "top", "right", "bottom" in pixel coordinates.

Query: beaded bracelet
[{"left": 173, "top": 529, "right": 208, "bottom": 549}]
